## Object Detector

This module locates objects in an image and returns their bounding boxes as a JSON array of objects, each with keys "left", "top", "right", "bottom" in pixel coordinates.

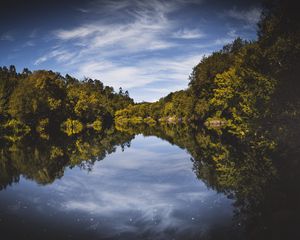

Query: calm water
[
  {"left": 0, "top": 127, "right": 300, "bottom": 239},
  {"left": 0, "top": 135, "right": 235, "bottom": 240}
]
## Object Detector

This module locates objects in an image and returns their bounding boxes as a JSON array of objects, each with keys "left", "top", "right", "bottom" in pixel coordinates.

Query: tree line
[
  {"left": 0, "top": 67, "right": 133, "bottom": 140},
  {"left": 115, "top": 0, "right": 300, "bottom": 143},
  {"left": 0, "top": 126, "right": 133, "bottom": 189},
  {"left": 1, "top": 0, "right": 299, "bottom": 144}
]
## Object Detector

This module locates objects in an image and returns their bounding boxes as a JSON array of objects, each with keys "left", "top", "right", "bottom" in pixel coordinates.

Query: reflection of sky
[{"left": 0, "top": 135, "right": 234, "bottom": 239}]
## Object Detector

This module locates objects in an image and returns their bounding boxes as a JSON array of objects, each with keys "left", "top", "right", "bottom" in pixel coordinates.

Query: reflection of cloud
[
  {"left": 63, "top": 182, "right": 175, "bottom": 214},
  {"left": 50, "top": 135, "right": 233, "bottom": 238},
  {"left": 3, "top": 135, "right": 233, "bottom": 239}
]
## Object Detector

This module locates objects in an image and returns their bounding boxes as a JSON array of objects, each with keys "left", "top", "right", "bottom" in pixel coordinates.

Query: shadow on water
[{"left": 0, "top": 123, "right": 299, "bottom": 239}]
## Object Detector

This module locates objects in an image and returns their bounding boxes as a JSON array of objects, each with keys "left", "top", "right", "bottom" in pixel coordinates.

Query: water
[
  {"left": 0, "top": 127, "right": 300, "bottom": 239},
  {"left": 0, "top": 135, "right": 235, "bottom": 240}
]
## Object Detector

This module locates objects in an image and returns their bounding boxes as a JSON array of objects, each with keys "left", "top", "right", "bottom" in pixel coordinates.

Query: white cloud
[
  {"left": 55, "top": 25, "right": 99, "bottom": 40},
  {"left": 54, "top": 5, "right": 174, "bottom": 55},
  {"left": 227, "top": 7, "right": 261, "bottom": 25},
  {"left": 34, "top": 0, "right": 209, "bottom": 101},
  {"left": 173, "top": 28, "right": 205, "bottom": 39},
  {"left": 74, "top": 54, "right": 204, "bottom": 101},
  {"left": 34, "top": 49, "right": 76, "bottom": 65},
  {"left": 77, "top": 61, "right": 143, "bottom": 88}
]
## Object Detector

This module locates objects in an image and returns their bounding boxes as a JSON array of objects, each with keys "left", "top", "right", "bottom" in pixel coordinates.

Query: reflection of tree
[
  {"left": 117, "top": 123, "right": 300, "bottom": 239},
  {"left": 1, "top": 117, "right": 299, "bottom": 239},
  {"left": 0, "top": 127, "right": 134, "bottom": 188}
]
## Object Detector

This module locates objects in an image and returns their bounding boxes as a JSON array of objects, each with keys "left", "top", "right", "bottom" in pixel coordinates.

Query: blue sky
[{"left": 0, "top": 0, "right": 261, "bottom": 102}]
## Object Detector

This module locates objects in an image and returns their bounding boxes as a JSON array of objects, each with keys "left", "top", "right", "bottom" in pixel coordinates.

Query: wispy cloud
[
  {"left": 55, "top": 25, "right": 99, "bottom": 40},
  {"left": 24, "top": 40, "right": 35, "bottom": 47},
  {"left": 227, "top": 7, "right": 261, "bottom": 25},
  {"left": 0, "top": 33, "right": 14, "bottom": 41},
  {"left": 32, "top": 0, "right": 207, "bottom": 101},
  {"left": 76, "top": 8, "right": 90, "bottom": 13},
  {"left": 34, "top": 49, "right": 76, "bottom": 65},
  {"left": 173, "top": 28, "right": 205, "bottom": 39},
  {"left": 53, "top": 2, "right": 175, "bottom": 54},
  {"left": 31, "top": 0, "right": 257, "bottom": 102},
  {"left": 74, "top": 54, "right": 203, "bottom": 101}
]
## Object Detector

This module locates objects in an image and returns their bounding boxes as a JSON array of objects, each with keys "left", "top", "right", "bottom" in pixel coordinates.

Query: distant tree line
[{"left": 0, "top": 67, "right": 133, "bottom": 139}]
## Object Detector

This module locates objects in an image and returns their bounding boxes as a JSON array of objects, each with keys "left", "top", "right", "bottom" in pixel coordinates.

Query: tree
[{"left": 8, "top": 70, "right": 65, "bottom": 127}]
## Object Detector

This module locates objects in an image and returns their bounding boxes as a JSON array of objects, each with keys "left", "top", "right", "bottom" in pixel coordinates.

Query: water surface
[
  {"left": 0, "top": 135, "right": 235, "bottom": 240},
  {"left": 1, "top": 125, "right": 300, "bottom": 240}
]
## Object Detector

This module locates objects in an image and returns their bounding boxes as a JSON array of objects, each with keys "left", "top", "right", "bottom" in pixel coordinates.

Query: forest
[
  {"left": 0, "top": 0, "right": 299, "bottom": 144},
  {"left": 0, "top": 1, "right": 299, "bottom": 238},
  {"left": 0, "top": 67, "right": 133, "bottom": 140},
  {"left": 115, "top": 0, "right": 300, "bottom": 144}
]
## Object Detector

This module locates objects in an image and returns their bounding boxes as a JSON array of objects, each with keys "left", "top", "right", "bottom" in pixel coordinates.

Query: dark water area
[{"left": 0, "top": 126, "right": 299, "bottom": 240}]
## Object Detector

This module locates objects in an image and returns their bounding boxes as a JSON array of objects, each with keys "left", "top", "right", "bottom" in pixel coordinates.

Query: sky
[{"left": 0, "top": 0, "right": 262, "bottom": 102}]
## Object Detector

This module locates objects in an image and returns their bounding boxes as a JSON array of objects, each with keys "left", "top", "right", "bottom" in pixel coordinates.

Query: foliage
[
  {"left": 61, "top": 118, "right": 84, "bottom": 136},
  {"left": 115, "top": 0, "right": 299, "bottom": 145},
  {"left": 3, "top": 119, "right": 31, "bottom": 142},
  {"left": 0, "top": 127, "right": 134, "bottom": 187},
  {"left": 91, "top": 119, "right": 103, "bottom": 131},
  {"left": 0, "top": 68, "right": 133, "bottom": 138},
  {"left": 0, "top": 2, "right": 299, "bottom": 238}
]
